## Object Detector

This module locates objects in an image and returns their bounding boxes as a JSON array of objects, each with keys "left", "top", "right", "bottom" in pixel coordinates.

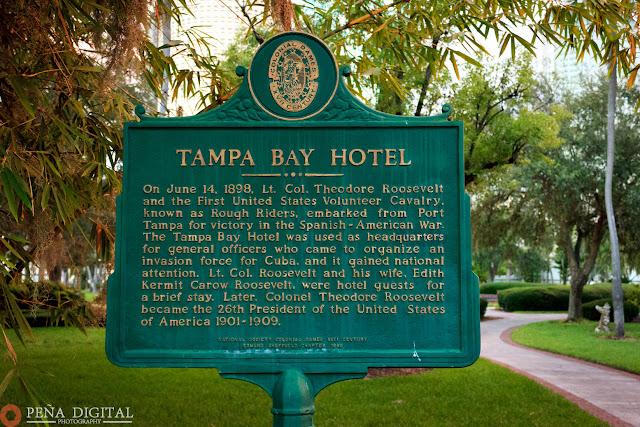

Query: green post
[{"left": 272, "top": 370, "right": 315, "bottom": 427}]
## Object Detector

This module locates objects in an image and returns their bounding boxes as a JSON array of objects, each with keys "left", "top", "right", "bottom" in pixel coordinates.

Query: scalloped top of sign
[{"left": 135, "top": 32, "right": 452, "bottom": 123}]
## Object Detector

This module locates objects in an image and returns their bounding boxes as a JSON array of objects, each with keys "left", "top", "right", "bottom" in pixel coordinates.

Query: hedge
[
  {"left": 480, "top": 298, "right": 488, "bottom": 319},
  {"left": 497, "top": 285, "right": 612, "bottom": 312},
  {"left": 479, "top": 282, "right": 545, "bottom": 295},
  {"left": 582, "top": 299, "right": 639, "bottom": 322},
  {"left": 498, "top": 287, "right": 565, "bottom": 311}
]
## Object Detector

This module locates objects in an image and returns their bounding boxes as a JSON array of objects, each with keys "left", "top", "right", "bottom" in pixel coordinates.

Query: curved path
[{"left": 481, "top": 308, "right": 640, "bottom": 427}]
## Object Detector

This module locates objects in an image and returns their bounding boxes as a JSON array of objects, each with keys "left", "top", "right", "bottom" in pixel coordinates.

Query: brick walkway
[{"left": 481, "top": 309, "right": 640, "bottom": 427}]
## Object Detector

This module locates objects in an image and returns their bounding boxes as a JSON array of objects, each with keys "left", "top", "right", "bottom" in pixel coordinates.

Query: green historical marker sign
[{"left": 107, "top": 32, "right": 479, "bottom": 425}]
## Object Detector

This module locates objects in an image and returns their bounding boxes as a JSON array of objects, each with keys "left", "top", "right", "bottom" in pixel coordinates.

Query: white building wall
[{"left": 155, "top": 1, "right": 259, "bottom": 116}]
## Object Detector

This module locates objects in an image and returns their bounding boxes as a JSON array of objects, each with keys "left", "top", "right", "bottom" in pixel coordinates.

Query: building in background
[
  {"left": 150, "top": 1, "right": 256, "bottom": 116},
  {"left": 533, "top": 42, "right": 601, "bottom": 95},
  {"left": 179, "top": 1, "right": 248, "bottom": 57}
]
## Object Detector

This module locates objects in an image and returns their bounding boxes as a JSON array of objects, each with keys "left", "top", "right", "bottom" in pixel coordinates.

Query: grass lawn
[
  {"left": 512, "top": 320, "right": 640, "bottom": 375},
  {"left": 1, "top": 327, "right": 607, "bottom": 426},
  {"left": 81, "top": 290, "right": 99, "bottom": 301}
]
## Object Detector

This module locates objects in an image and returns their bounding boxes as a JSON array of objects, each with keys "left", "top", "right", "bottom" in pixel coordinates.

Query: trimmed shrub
[
  {"left": 8, "top": 280, "right": 94, "bottom": 327},
  {"left": 497, "top": 285, "right": 620, "bottom": 312},
  {"left": 625, "top": 284, "right": 640, "bottom": 311},
  {"left": 498, "top": 287, "right": 567, "bottom": 311},
  {"left": 582, "top": 299, "right": 639, "bottom": 322},
  {"left": 582, "top": 286, "right": 613, "bottom": 302},
  {"left": 479, "top": 282, "right": 543, "bottom": 295},
  {"left": 480, "top": 298, "right": 488, "bottom": 319}
]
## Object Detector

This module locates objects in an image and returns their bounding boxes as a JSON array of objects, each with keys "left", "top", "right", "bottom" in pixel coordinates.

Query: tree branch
[
  {"left": 395, "top": 69, "right": 404, "bottom": 115},
  {"left": 558, "top": 220, "right": 579, "bottom": 277},
  {"left": 478, "top": 107, "right": 504, "bottom": 134},
  {"left": 583, "top": 212, "right": 606, "bottom": 276},
  {"left": 573, "top": 228, "right": 583, "bottom": 268},
  {"left": 115, "top": 84, "right": 160, "bottom": 115},
  {"left": 414, "top": 65, "right": 432, "bottom": 116},
  {"left": 476, "top": 87, "right": 523, "bottom": 134},
  {"left": 414, "top": 36, "right": 440, "bottom": 117},
  {"left": 240, "top": 4, "right": 264, "bottom": 44},
  {"left": 321, "top": 0, "right": 410, "bottom": 40}
]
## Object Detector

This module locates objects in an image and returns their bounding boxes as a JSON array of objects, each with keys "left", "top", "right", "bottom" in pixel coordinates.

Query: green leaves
[
  {"left": 1, "top": 169, "right": 32, "bottom": 221},
  {"left": 289, "top": 0, "right": 577, "bottom": 115},
  {"left": 0, "top": 369, "right": 15, "bottom": 399},
  {"left": 7, "top": 77, "right": 36, "bottom": 118},
  {"left": 0, "top": 0, "right": 152, "bottom": 289},
  {"left": 540, "top": 0, "right": 639, "bottom": 90}
]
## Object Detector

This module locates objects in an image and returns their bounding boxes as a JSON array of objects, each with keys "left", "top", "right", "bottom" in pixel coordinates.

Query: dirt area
[{"left": 366, "top": 367, "right": 431, "bottom": 378}]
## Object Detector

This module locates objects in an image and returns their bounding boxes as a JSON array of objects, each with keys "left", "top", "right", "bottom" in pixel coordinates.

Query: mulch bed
[
  {"left": 366, "top": 367, "right": 431, "bottom": 378},
  {"left": 480, "top": 294, "right": 497, "bottom": 302}
]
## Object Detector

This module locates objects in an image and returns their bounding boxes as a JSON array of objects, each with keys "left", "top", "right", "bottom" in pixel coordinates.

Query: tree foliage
[
  {"left": 514, "top": 75, "right": 640, "bottom": 321},
  {"left": 446, "top": 56, "right": 565, "bottom": 187},
  {"left": 0, "top": 0, "right": 241, "bottom": 402},
  {"left": 542, "top": 1, "right": 639, "bottom": 90},
  {"left": 539, "top": 0, "right": 640, "bottom": 334},
  {"left": 447, "top": 56, "right": 562, "bottom": 285},
  {"left": 281, "top": 1, "right": 571, "bottom": 113},
  {"left": 0, "top": 0, "right": 233, "bottom": 272}
]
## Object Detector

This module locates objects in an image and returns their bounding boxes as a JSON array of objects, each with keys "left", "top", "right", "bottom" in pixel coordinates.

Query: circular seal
[
  {"left": 248, "top": 32, "right": 338, "bottom": 120},
  {"left": 0, "top": 404, "right": 21, "bottom": 427},
  {"left": 268, "top": 41, "right": 319, "bottom": 112}
]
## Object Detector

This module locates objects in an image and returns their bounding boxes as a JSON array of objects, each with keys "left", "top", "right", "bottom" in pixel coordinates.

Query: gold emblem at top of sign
[{"left": 268, "top": 41, "right": 319, "bottom": 112}]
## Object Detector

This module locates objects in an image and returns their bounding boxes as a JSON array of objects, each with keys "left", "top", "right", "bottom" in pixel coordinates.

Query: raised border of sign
[{"left": 106, "top": 33, "right": 480, "bottom": 373}]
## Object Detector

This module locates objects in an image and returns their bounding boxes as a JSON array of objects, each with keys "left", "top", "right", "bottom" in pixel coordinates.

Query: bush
[
  {"left": 497, "top": 285, "right": 617, "bottom": 312},
  {"left": 479, "top": 282, "right": 543, "bottom": 295},
  {"left": 581, "top": 286, "right": 612, "bottom": 302},
  {"left": 480, "top": 298, "right": 488, "bottom": 319},
  {"left": 8, "top": 280, "right": 94, "bottom": 327},
  {"left": 498, "top": 287, "right": 567, "bottom": 311},
  {"left": 582, "top": 299, "right": 640, "bottom": 322},
  {"left": 626, "top": 284, "right": 640, "bottom": 311}
]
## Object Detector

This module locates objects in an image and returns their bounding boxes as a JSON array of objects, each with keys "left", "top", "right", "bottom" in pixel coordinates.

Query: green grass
[
  {"left": 1, "top": 328, "right": 607, "bottom": 426},
  {"left": 512, "top": 320, "right": 640, "bottom": 375},
  {"left": 81, "top": 290, "right": 99, "bottom": 301}
]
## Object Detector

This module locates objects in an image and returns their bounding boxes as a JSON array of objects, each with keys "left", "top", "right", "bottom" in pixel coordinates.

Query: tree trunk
[
  {"left": 505, "top": 260, "right": 511, "bottom": 282},
  {"left": 567, "top": 274, "right": 587, "bottom": 321},
  {"left": 487, "top": 266, "right": 495, "bottom": 283},
  {"left": 49, "top": 264, "right": 62, "bottom": 282},
  {"left": 414, "top": 65, "right": 433, "bottom": 116},
  {"left": 74, "top": 267, "right": 82, "bottom": 289},
  {"left": 414, "top": 36, "right": 440, "bottom": 116},
  {"left": 561, "top": 215, "right": 606, "bottom": 322},
  {"left": 606, "top": 62, "right": 625, "bottom": 338},
  {"left": 91, "top": 265, "right": 102, "bottom": 293},
  {"left": 87, "top": 266, "right": 96, "bottom": 293},
  {"left": 560, "top": 256, "right": 568, "bottom": 285},
  {"left": 395, "top": 70, "right": 404, "bottom": 115}
]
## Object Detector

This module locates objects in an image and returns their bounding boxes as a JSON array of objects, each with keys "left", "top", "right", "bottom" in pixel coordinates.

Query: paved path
[{"left": 481, "top": 308, "right": 640, "bottom": 427}]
